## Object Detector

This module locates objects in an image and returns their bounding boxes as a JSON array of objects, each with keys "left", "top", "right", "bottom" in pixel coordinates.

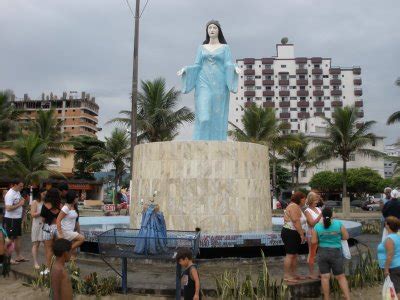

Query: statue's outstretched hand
[
  {"left": 177, "top": 68, "right": 185, "bottom": 76},
  {"left": 235, "top": 66, "right": 242, "bottom": 75}
]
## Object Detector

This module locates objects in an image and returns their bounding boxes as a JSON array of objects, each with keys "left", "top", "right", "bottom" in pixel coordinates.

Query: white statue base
[{"left": 130, "top": 141, "right": 271, "bottom": 234}]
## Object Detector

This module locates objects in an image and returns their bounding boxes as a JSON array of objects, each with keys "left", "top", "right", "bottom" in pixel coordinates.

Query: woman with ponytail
[{"left": 312, "top": 207, "right": 350, "bottom": 300}]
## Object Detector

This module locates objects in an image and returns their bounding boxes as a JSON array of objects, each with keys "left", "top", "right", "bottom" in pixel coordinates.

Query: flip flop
[
  {"left": 293, "top": 275, "right": 307, "bottom": 280},
  {"left": 10, "top": 260, "right": 19, "bottom": 265},
  {"left": 284, "top": 278, "right": 299, "bottom": 283},
  {"left": 15, "top": 258, "right": 29, "bottom": 262}
]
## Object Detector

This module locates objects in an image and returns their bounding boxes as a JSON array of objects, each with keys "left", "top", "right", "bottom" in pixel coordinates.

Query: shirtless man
[{"left": 51, "top": 239, "right": 73, "bottom": 300}]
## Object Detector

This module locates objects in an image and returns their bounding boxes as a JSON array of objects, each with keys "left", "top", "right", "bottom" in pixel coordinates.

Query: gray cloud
[{"left": 1, "top": 0, "right": 399, "bottom": 143}]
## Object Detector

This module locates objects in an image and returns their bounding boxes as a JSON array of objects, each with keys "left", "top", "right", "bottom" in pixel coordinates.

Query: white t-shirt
[
  {"left": 61, "top": 205, "right": 78, "bottom": 232},
  {"left": 4, "top": 188, "right": 23, "bottom": 219}
]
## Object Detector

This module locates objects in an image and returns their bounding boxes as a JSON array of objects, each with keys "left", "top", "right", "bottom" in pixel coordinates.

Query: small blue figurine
[{"left": 178, "top": 20, "right": 240, "bottom": 141}]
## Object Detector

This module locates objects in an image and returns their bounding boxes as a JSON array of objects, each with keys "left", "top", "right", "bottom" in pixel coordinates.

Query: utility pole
[{"left": 130, "top": 0, "right": 140, "bottom": 177}]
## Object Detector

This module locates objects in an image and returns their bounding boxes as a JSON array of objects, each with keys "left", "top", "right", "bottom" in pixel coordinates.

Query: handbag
[
  {"left": 383, "top": 275, "right": 398, "bottom": 300},
  {"left": 341, "top": 240, "right": 351, "bottom": 259}
]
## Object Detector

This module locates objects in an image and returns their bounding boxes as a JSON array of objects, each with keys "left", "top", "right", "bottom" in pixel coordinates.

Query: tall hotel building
[{"left": 229, "top": 42, "right": 363, "bottom": 133}]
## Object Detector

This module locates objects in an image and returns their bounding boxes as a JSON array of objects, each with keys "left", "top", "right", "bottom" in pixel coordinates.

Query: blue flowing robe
[
  {"left": 181, "top": 45, "right": 238, "bottom": 141},
  {"left": 134, "top": 205, "right": 167, "bottom": 255}
]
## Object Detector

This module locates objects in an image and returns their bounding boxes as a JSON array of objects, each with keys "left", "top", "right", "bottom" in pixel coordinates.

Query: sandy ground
[{"left": 0, "top": 276, "right": 384, "bottom": 300}]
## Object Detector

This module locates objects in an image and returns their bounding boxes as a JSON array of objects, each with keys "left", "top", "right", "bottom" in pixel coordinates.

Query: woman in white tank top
[{"left": 304, "top": 192, "right": 322, "bottom": 279}]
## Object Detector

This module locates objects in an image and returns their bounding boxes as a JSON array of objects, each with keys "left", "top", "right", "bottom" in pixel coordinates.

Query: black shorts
[
  {"left": 389, "top": 267, "right": 400, "bottom": 293},
  {"left": 318, "top": 247, "right": 344, "bottom": 276},
  {"left": 3, "top": 217, "right": 22, "bottom": 238},
  {"left": 281, "top": 227, "right": 301, "bottom": 255}
]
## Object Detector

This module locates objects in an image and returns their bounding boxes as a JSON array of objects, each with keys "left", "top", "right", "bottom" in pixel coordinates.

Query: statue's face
[{"left": 207, "top": 24, "right": 219, "bottom": 38}]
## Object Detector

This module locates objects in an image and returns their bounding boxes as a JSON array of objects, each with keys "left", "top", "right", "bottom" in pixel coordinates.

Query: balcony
[
  {"left": 353, "top": 67, "right": 361, "bottom": 75},
  {"left": 313, "top": 100, "right": 325, "bottom": 107},
  {"left": 244, "top": 101, "right": 253, "bottom": 108},
  {"left": 313, "top": 90, "right": 324, "bottom": 96},
  {"left": 280, "top": 112, "right": 290, "bottom": 119},
  {"left": 314, "top": 112, "right": 325, "bottom": 117},
  {"left": 263, "top": 90, "right": 275, "bottom": 96},
  {"left": 331, "top": 90, "right": 342, "bottom": 96},
  {"left": 330, "top": 79, "right": 342, "bottom": 85},
  {"left": 244, "top": 69, "right": 255, "bottom": 75},
  {"left": 262, "top": 79, "right": 274, "bottom": 86},
  {"left": 244, "top": 58, "right": 255, "bottom": 65},
  {"left": 296, "top": 79, "right": 308, "bottom": 85},
  {"left": 297, "top": 90, "right": 309, "bottom": 97},
  {"left": 279, "top": 101, "right": 290, "bottom": 107},
  {"left": 296, "top": 68, "right": 308, "bottom": 75},
  {"left": 295, "top": 57, "right": 307, "bottom": 64},
  {"left": 355, "top": 100, "right": 363, "bottom": 107},
  {"left": 297, "top": 100, "right": 309, "bottom": 108},
  {"left": 298, "top": 112, "right": 310, "bottom": 119},
  {"left": 312, "top": 68, "right": 323, "bottom": 75},
  {"left": 356, "top": 122, "right": 364, "bottom": 129},
  {"left": 261, "top": 58, "right": 274, "bottom": 64},
  {"left": 312, "top": 79, "right": 323, "bottom": 86},
  {"left": 329, "top": 67, "right": 341, "bottom": 75},
  {"left": 311, "top": 57, "right": 322, "bottom": 64},
  {"left": 354, "top": 89, "right": 363, "bottom": 96},
  {"left": 331, "top": 100, "right": 343, "bottom": 107},
  {"left": 357, "top": 111, "right": 364, "bottom": 118},
  {"left": 279, "top": 79, "right": 289, "bottom": 85},
  {"left": 244, "top": 91, "right": 255, "bottom": 97},
  {"left": 262, "top": 69, "right": 274, "bottom": 75},
  {"left": 354, "top": 78, "right": 362, "bottom": 85},
  {"left": 279, "top": 90, "right": 290, "bottom": 96},
  {"left": 263, "top": 101, "right": 275, "bottom": 108},
  {"left": 244, "top": 80, "right": 255, "bottom": 86}
]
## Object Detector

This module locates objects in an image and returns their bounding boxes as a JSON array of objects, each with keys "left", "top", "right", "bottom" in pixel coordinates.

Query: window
[
  {"left": 299, "top": 86, "right": 306, "bottom": 90},
  {"left": 323, "top": 86, "right": 329, "bottom": 89},
  {"left": 265, "top": 86, "right": 272, "bottom": 90},
  {"left": 256, "top": 86, "right": 262, "bottom": 90},
  {"left": 281, "top": 65, "right": 287, "bottom": 68},
  {"left": 298, "top": 74, "right": 306, "bottom": 79},
  {"left": 314, "top": 75, "right": 322, "bottom": 79},
  {"left": 282, "top": 97, "right": 288, "bottom": 101},
  {"left": 281, "top": 86, "right": 288, "bottom": 91},
  {"left": 282, "top": 108, "right": 289, "bottom": 113},
  {"left": 332, "top": 75, "right": 339, "bottom": 79},
  {"left": 300, "top": 97, "right": 306, "bottom": 101},
  {"left": 324, "top": 107, "right": 331, "bottom": 111},
  {"left": 290, "top": 97, "right": 297, "bottom": 100},
  {"left": 314, "top": 64, "right": 320, "bottom": 68},
  {"left": 324, "top": 96, "right": 330, "bottom": 100},
  {"left": 342, "top": 85, "right": 345, "bottom": 88},
  {"left": 372, "top": 140, "right": 376, "bottom": 147},
  {"left": 266, "top": 97, "right": 272, "bottom": 101},
  {"left": 315, "top": 86, "right": 322, "bottom": 90},
  {"left": 323, "top": 75, "right": 329, "bottom": 78},
  {"left": 332, "top": 85, "right": 340, "bottom": 90},
  {"left": 349, "top": 154, "right": 356, "bottom": 161},
  {"left": 290, "top": 108, "right": 297, "bottom": 111},
  {"left": 291, "top": 86, "right": 297, "bottom": 89},
  {"left": 255, "top": 75, "right": 261, "bottom": 79},
  {"left": 246, "top": 76, "right": 254, "bottom": 80},
  {"left": 246, "top": 86, "right": 254, "bottom": 91},
  {"left": 298, "top": 64, "right": 306, "bottom": 69},
  {"left": 255, "top": 97, "right": 262, "bottom": 100},
  {"left": 316, "top": 107, "right": 323, "bottom": 112},
  {"left": 317, "top": 96, "right": 323, "bottom": 100},
  {"left": 301, "top": 170, "right": 307, "bottom": 178},
  {"left": 265, "top": 64, "right": 272, "bottom": 69},
  {"left": 334, "top": 168, "right": 343, "bottom": 173},
  {"left": 236, "top": 119, "right": 238, "bottom": 123},
  {"left": 236, "top": 97, "right": 238, "bottom": 100},
  {"left": 290, "top": 119, "right": 298, "bottom": 122},
  {"left": 236, "top": 108, "right": 238, "bottom": 111},
  {"left": 246, "top": 65, "right": 252, "bottom": 69},
  {"left": 289, "top": 75, "right": 296, "bottom": 78},
  {"left": 281, "top": 74, "right": 288, "bottom": 80},
  {"left": 300, "top": 108, "right": 307, "bottom": 112},
  {"left": 291, "top": 130, "right": 299, "bottom": 133},
  {"left": 265, "top": 75, "right": 272, "bottom": 80}
]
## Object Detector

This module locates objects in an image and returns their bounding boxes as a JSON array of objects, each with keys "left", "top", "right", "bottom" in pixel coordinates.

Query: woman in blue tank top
[{"left": 377, "top": 216, "right": 400, "bottom": 298}]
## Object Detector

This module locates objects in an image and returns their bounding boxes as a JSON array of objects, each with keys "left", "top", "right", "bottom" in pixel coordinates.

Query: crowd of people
[{"left": 0, "top": 180, "right": 84, "bottom": 275}]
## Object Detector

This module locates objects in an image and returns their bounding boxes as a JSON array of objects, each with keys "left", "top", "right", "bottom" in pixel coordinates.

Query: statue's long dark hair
[{"left": 202, "top": 22, "right": 227, "bottom": 44}]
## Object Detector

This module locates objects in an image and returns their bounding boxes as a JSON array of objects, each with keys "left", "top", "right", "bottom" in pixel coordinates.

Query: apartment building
[
  {"left": 384, "top": 144, "right": 400, "bottom": 178},
  {"left": 229, "top": 42, "right": 363, "bottom": 133}
]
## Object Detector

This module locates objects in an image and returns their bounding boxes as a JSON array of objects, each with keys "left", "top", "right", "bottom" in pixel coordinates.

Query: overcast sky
[{"left": 1, "top": 0, "right": 399, "bottom": 143}]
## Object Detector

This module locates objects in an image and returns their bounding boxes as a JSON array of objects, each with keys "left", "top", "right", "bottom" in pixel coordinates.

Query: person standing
[
  {"left": 305, "top": 192, "right": 322, "bottom": 279},
  {"left": 3, "top": 180, "right": 29, "bottom": 264},
  {"left": 377, "top": 216, "right": 400, "bottom": 299},
  {"left": 56, "top": 190, "right": 84, "bottom": 259},
  {"left": 382, "top": 189, "right": 400, "bottom": 241},
  {"left": 40, "top": 188, "right": 62, "bottom": 272},
  {"left": 58, "top": 182, "right": 69, "bottom": 204},
  {"left": 281, "top": 191, "right": 307, "bottom": 283},
  {"left": 50, "top": 238, "right": 73, "bottom": 300},
  {"left": 312, "top": 207, "right": 350, "bottom": 300},
  {"left": 176, "top": 248, "right": 201, "bottom": 300},
  {"left": 31, "top": 188, "right": 46, "bottom": 269}
]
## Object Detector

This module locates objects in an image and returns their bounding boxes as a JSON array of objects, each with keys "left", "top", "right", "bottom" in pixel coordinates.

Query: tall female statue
[{"left": 178, "top": 20, "right": 240, "bottom": 141}]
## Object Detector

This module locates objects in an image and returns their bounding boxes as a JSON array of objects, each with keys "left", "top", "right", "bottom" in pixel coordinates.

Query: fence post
[
  {"left": 176, "top": 262, "right": 181, "bottom": 300},
  {"left": 122, "top": 257, "right": 128, "bottom": 294}
]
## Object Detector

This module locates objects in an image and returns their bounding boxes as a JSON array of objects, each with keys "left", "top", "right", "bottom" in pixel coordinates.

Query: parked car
[
  {"left": 361, "top": 199, "right": 381, "bottom": 211},
  {"left": 350, "top": 199, "right": 364, "bottom": 208},
  {"left": 324, "top": 200, "right": 341, "bottom": 208}
]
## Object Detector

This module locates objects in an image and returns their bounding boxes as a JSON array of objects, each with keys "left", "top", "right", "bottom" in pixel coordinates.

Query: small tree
[
  {"left": 347, "top": 167, "right": 384, "bottom": 197},
  {"left": 270, "top": 164, "right": 291, "bottom": 194},
  {"left": 309, "top": 171, "right": 342, "bottom": 193}
]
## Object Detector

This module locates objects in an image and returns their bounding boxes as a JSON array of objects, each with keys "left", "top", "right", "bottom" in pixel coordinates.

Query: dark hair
[
  {"left": 11, "top": 179, "right": 24, "bottom": 185},
  {"left": 203, "top": 21, "right": 227, "bottom": 45},
  {"left": 45, "top": 188, "right": 61, "bottom": 209},
  {"left": 65, "top": 190, "right": 77, "bottom": 204},
  {"left": 58, "top": 182, "right": 69, "bottom": 192},
  {"left": 385, "top": 216, "right": 400, "bottom": 232},
  {"left": 21, "top": 188, "right": 30, "bottom": 198},
  {"left": 290, "top": 191, "right": 306, "bottom": 205},
  {"left": 176, "top": 248, "right": 193, "bottom": 262},
  {"left": 322, "top": 207, "right": 333, "bottom": 229},
  {"left": 53, "top": 238, "right": 72, "bottom": 257}
]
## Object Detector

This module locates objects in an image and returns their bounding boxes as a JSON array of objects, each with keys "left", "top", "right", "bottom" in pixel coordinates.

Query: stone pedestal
[{"left": 130, "top": 141, "right": 271, "bottom": 234}]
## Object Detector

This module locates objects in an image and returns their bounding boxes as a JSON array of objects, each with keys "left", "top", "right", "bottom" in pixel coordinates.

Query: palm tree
[
  {"left": 90, "top": 128, "right": 130, "bottom": 204},
  {"left": 0, "top": 90, "right": 22, "bottom": 143},
  {"left": 386, "top": 77, "right": 400, "bottom": 125},
  {"left": 108, "top": 77, "right": 194, "bottom": 142},
  {"left": 70, "top": 135, "right": 105, "bottom": 179},
  {"left": 310, "top": 106, "right": 383, "bottom": 216},
  {"left": 0, "top": 133, "right": 64, "bottom": 185},
  {"left": 229, "top": 104, "right": 298, "bottom": 195},
  {"left": 280, "top": 133, "right": 314, "bottom": 190},
  {"left": 28, "top": 109, "right": 68, "bottom": 156}
]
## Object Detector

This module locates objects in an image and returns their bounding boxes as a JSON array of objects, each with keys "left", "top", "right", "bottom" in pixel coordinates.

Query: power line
[{"left": 124, "top": 0, "right": 150, "bottom": 18}]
